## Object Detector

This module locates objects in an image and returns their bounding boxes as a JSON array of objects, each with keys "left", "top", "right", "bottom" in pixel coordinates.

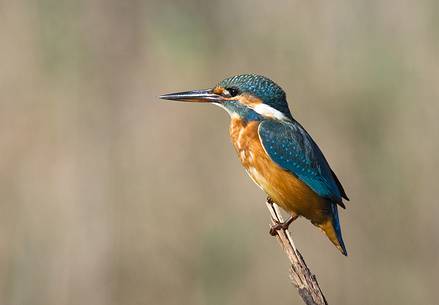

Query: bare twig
[{"left": 266, "top": 200, "right": 328, "bottom": 305}]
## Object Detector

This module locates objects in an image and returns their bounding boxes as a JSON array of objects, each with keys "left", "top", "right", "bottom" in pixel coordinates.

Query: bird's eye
[{"left": 224, "top": 87, "right": 240, "bottom": 97}]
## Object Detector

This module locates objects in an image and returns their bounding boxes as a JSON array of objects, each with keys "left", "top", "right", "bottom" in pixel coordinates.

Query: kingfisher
[{"left": 160, "top": 74, "right": 349, "bottom": 255}]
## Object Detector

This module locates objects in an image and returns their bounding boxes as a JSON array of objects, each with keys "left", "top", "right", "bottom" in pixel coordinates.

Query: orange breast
[{"left": 229, "top": 119, "right": 331, "bottom": 224}]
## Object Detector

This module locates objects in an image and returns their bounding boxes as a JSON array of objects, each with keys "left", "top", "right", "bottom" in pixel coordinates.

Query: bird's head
[{"left": 160, "top": 74, "right": 293, "bottom": 121}]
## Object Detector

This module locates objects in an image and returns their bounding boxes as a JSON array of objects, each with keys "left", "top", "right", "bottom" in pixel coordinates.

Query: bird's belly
[{"left": 230, "top": 119, "right": 329, "bottom": 223}]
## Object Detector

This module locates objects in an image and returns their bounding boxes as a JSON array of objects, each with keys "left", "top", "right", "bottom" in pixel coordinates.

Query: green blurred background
[{"left": 1, "top": 1, "right": 438, "bottom": 304}]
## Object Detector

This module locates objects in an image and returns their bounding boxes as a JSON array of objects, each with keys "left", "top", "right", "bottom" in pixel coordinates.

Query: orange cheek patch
[
  {"left": 236, "top": 94, "right": 263, "bottom": 108},
  {"left": 212, "top": 88, "right": 263, "bottom": 109}
]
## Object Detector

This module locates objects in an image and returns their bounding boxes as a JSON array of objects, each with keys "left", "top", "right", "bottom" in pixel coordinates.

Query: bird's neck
[{"left": 215, "top": 100, "right": 264, "bottom": 123}]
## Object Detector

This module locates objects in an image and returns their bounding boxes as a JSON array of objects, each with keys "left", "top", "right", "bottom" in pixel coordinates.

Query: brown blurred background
[{"left": 1, "top": 1, "right": 438, "bottom": 304}]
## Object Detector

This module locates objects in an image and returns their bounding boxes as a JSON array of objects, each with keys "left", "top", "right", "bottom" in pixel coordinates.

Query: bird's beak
[{"left": 159, "top": 89, "right": 223, "bottom": 103}]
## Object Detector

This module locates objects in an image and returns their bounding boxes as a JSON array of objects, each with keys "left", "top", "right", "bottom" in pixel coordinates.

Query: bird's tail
[{"left": 319, "top": 204, "right": 347, "bottom": 256}]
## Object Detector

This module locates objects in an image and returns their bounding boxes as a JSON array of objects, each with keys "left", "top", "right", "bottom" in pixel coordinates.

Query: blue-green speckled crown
[{"left": 218, "top": 74, "right": 292, "bottom": 118}]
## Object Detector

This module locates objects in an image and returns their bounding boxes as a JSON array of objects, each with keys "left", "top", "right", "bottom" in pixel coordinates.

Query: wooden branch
[{"left": 265, "top": 200, "right": 328, "bottom": 305}]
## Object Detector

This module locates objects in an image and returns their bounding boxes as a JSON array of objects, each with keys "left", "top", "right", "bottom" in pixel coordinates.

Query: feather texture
[{"left": 258, "top": 119, "right": 347, "bottom": 207}]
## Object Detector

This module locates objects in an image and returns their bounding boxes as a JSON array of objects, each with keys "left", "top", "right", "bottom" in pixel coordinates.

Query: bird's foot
[{"left": 269, "top": 215, "right": 298, "bottom": 236}]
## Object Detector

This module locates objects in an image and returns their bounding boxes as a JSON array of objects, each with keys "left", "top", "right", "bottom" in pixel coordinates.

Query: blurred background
[{"left": 1, "top": 1, "right": 438, "bottom": 304}]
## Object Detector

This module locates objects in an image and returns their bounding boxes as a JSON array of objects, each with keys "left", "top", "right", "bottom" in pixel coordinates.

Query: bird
[{"left": 160, "top": 74, "right": 349, "bottom": 256}]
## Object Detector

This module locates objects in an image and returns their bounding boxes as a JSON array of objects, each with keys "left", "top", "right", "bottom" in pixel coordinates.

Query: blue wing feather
[{"left": 258, "top": 119, "right": 347, "bottom": 207}]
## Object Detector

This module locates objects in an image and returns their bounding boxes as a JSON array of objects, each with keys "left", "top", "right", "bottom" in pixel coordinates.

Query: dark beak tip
[{"left": 158, "top": 93, "right": 181, "bottom": 101}]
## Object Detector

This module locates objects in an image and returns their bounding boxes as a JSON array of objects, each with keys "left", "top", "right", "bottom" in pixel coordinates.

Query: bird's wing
[{"left": 258, "top": 119, "right": 348, "bottom": 207}]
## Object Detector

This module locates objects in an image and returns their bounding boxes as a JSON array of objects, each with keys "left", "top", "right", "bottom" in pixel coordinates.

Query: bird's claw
[
  {"left": 269, "top": 220, "right": 290, "bottom": 236},
  {"left": 269, "top": 215, "right": 298, "bottom": 236}
]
